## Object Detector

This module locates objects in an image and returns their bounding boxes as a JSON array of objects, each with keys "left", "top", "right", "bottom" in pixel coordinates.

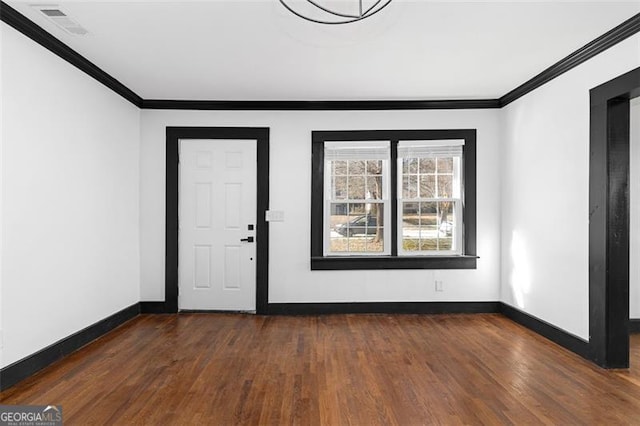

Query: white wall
[
  {"left": 1, "top": 24, "right": 141, "bottom": 367},
  {"left": 631, "top": 97, "right": 640, "bottom": 319},
  {"left": 140, "top": 109, "right": 501, "bottom": 304},
  {"left": 501, "top": 34, "right": 640, "bottom": 340}
]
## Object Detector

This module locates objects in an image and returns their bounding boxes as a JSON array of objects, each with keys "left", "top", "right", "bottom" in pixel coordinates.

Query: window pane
[
  {"left": 421, "top": 201, "right": 437, "bottom": 222},
  {"left": 437, "top": 157, "right": 453, "bottom": 173},
  {"left": 419, "top": 175, "right": 436, "bottom": 198},
  {"left": 366, "top": 176, "right": 383, "bottom": 199},
  {"left": 349, "top": 203, "right": 366, "bottom": 215},
  {"left": 348, "top": 160, "right": 365, "bottom": 175},
  {"left": 403, "top": 158, "right": 419, "bottom": 174},
  {"left": 437, "top": 237, "right": 453, "bottom": 251},
  {"left": 332, "top": 176, "right": 347, "bottom": 199},
  {"left": 366, "top": 160, "right": 383, "bottom": 175},
  {"left": 329, "top": 203, "right": 349, "bottom": 252},
  {"left": 438, "top": 202, "right": 456, "bottom": 251},
  {"left": 420, "top": 158, "right": 436, "bottom": 173},
  {"left": 403, "top": 175, "right": 418, "bottom": 199},
  {"left": 439, "top": 201, "right": 454, "bottom": 224},
  {"left": 410, "top": 158, "right": 419, "bottom": 173},
  {"left": 437, "top": 175, "right": 452, "bottom": 198},
  {"left": 348, "top": 176, "right": 365, "bottom": 199},
  {"left": 401, "top": 203, "right": 421, "bottom": 251},
  {"left": 333, "top": 160, "right": 348, "bottom": 175},
  {"left": 419, "top": 202, "right": 439, "bottom": 250},
  {"left": 330, "top": 203, "right": 348, "bottom": 216},
  {"left": 329, "top": 203, "right": 385, "bottom": 253}
]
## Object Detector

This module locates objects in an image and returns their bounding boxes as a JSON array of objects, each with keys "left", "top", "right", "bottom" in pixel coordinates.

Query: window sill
[{"left": 311, "top": 255, "right": 478, "bottom": 270}]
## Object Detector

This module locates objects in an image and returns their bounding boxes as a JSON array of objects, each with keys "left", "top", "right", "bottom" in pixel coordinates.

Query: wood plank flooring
[{"left": 2, "top": 313, "right": 640, "bottom": 425}]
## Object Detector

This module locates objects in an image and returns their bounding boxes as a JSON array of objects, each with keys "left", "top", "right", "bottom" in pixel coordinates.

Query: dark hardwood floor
[{"left": 2, "top": 313, "right": 640, "bottom": 424}]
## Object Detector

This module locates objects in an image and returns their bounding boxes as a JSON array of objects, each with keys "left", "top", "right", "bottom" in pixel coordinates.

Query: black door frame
[
  {"left": 589, "top": 66, "right": 640, "bottom": 367},
  {"left": 142, "top": 127, "right": 270, "bottom": 314}
]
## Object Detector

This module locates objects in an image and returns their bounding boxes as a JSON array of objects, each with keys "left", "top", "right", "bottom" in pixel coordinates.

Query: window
[
  {"left": 398, "top": 140, "right": 463, "bottom": 256},
  {"left": 324, "top": 141, "right": 390, "bottom": 255},
  {"left": 311, "top": 130, "right": 476, "bottom": 270}
]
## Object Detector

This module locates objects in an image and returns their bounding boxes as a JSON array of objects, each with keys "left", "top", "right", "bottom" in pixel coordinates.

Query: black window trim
[{"left": 311, "top": 129, "right": 477, "bottom": 270}]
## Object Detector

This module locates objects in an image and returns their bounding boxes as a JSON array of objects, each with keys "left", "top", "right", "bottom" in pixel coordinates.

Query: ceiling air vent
[{"left": 32, "top": 5, "right": 89, "bottom": 36}]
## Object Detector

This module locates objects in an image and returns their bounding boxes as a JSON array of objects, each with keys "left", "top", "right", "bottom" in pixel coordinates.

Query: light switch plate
[{"left": 266, "top": 210, "right": 285, "bottom": 222}]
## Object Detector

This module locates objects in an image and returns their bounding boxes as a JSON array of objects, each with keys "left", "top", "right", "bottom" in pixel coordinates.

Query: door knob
[{"left": 240, "top": 237, "right": 254, "bottom": 243}]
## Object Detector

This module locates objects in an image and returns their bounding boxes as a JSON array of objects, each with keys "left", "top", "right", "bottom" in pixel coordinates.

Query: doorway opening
[{"left": 589, "top": 66, "right": 640, "bottom": 367}]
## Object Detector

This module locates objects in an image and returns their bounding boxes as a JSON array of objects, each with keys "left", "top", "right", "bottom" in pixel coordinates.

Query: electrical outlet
[{"left": 435, "top": 280, "right": 444, "bottom": 292}]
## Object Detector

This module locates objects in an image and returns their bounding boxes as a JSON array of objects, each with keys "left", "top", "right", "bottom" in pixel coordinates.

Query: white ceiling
[{"left": 6, "top": 0, "right": 640, "bottom": 100}]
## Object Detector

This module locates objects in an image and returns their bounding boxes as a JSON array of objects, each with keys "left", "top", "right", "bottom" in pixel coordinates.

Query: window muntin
[
  {"left": 324, "top": 141, "right": 391, "bottom": 256},
  {"left": 398, "top": 140, "right": 463, "bottom": 255}
]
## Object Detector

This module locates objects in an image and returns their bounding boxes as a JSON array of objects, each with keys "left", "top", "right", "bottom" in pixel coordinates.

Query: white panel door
[{"left": 179, "top": 139, "right": 257, "bottom": 311}]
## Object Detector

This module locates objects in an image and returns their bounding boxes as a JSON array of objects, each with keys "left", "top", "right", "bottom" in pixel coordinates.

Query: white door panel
[{"left": 179, "top": 139, "right": 257, "bottom": 311}]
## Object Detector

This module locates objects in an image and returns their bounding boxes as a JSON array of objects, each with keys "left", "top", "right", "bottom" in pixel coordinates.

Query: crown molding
[
  {"left": 1, "top": 1, "right": 639, "bottom": 110},
  {"left": 0, "top": 1, "right": 143, "bottom": 108},
  {"left": 500, "top": 12, "right": 640, "bottom": 107},
  {"left": 141, "top": 99, "right": 500, "bottom": 110}
]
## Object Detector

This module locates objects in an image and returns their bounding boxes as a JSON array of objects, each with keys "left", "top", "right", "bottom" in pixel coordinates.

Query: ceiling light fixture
[{"left": 279, "top": 0, "right": 393, "bottom": 25}]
